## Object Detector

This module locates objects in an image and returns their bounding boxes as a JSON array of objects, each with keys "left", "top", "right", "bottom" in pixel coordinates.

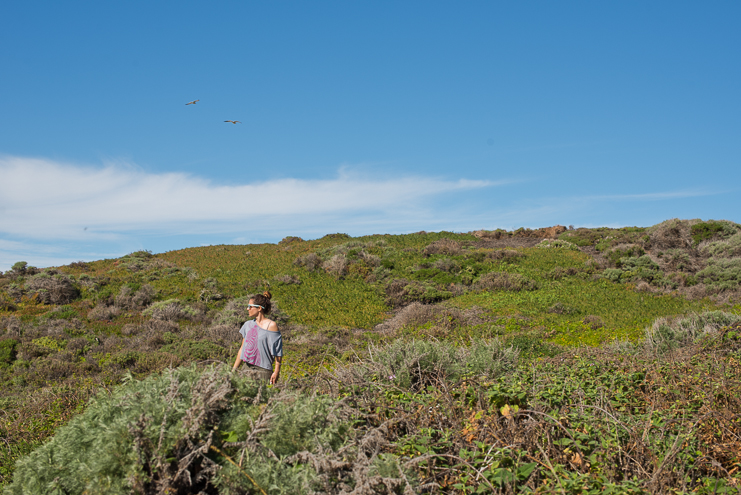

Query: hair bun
[{"left": 263, "top": 290, "right": 272, "bottom": 300}]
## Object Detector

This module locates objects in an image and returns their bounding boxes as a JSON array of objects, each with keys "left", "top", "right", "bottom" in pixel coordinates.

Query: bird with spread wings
[
  {"left": 224, "top": 120, "right": 241, "bottom": 124},
  {"left": 185, "top": 100, "right": 199, "bottom": 105}
]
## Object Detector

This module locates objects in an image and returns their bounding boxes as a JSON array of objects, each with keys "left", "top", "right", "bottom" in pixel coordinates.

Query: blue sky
[{"left": 1, "top": 1, "right": 740, "bottom": 270}]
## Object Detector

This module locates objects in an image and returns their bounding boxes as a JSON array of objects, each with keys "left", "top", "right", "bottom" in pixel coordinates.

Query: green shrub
[
  {"left": 293, "top": 253, "right": 323, "bottom": 271},
  {"left": 24, "top": 273, "right": 79, "bottom": 305},
  {"left": 142, "top": 299, "right": 198, "bottom": 321},
  {"left": 536, "top": 239, "right": 579, "bottom": 251},
  {"left": 604, "top": 255, "right": 663, "bottom": 285},
  {"left": 369, "top": 339, "right": 519, "bottom": 390},
  {"left": 423, "top": 238, "right": 462, "bottom": 256},
  {"left": 279, "top": 236, "right": 303, "bottom": 245},
  {"left": 659, "top": 249, "right": 692, "bottom": 271},
  {"left": 697, "top": 258, "right": 741, "bottom": 291},
  {"left": 464, "top": 339, "right": 522, "bottom": 374},
  {"left": 0, "top": 292, "right": 16, "bottom": 311},
  {"left": 602, "top": 268, "right": 624, "bottom": 283},
  {"left": 6, "top": 365, "right": 413, "bottom": 495},
  {"left": 645, "top": 311, "right": 741, "bottom": 353},
  {"left": 621, "top": 255, "right": 661, "bottom": 281},
  {"left": 605, "top": 245, "right": 645, "bottom": 267},
  {"left": 31, "top": 336, "right": 66, "bottom": 352},
  {"left": 6, "top": 366, "right": 260, "bottom": 494},
  {"left": 690, "top": 220, "right": 738, "bottom": 245},
  {"left": 11, "top": 262, "right": 28, "bottom": 274},
  {"left": 384, "top": 279, "right": 453, "bottom": 308},
  {"left": 0, "top": 338, "right": 18, "bottom": 367},
  {"left": 118, "top": 250, "right": 155, "bottom": 272},
  {"left": 701, "top": 232, "right": 741, "bottom": 258}
]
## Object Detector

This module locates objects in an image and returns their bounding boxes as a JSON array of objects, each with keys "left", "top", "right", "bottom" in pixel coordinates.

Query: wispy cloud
[{"left": 0, "top": 156, "right": 498, "bottom": 241}]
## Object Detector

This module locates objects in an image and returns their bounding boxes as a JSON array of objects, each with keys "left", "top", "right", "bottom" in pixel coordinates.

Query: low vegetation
[{"left": 1, "top": 219, "right": 740, "bottom": 493}]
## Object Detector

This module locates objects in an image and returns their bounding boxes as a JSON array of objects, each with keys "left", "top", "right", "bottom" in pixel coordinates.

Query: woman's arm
[
  {"left": 232, "top": 341, "right": 244, "bottom": 371},
  {"left": 271, "top": 356, "right": 282, "bottom": 384},
  {"left": 267, "top": 320, "right": 281, "bottom": 384}
]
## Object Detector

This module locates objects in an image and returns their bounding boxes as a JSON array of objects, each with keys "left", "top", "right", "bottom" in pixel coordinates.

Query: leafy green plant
[
  {"left": 11, "top": 262, "right": 28, "bottom": 274},
  {"left": 691, "top": 220, "right": 738, "bottom": 245},
  {"left": 697, "top": 258, "right": 741, "bottom": 291},
  {"left": 605, "top": 244, "right": 645, "bottom": 267},
  {"left": 0, "top": 338, "right": 18, "bottom": 367}
]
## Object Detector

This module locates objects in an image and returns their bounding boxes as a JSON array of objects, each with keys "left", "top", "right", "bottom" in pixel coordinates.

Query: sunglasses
[{"left": 247, "top": 304, "right": 264, "bottom": 309}]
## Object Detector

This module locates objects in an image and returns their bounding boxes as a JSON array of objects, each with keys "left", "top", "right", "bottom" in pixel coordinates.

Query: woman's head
[{"left": 249, "top": 291, "right": 272, "bottom": 315}]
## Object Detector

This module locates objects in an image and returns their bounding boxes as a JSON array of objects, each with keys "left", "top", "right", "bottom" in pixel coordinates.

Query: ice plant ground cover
[{"left": 1, "top": 219, "right": 740, "bottom": 493}]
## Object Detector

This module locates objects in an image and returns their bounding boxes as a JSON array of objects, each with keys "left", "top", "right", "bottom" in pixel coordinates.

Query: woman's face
[{"left": 248, "top": 299, "right": 261, "bottom": 317}]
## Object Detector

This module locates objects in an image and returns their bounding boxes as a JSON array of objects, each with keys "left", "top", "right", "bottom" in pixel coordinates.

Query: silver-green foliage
[
  {"left": 368, "top": 339, "right": 519, "bottom": 389},
  {"left": 214, "top": 296, "right": 252, "bottom": 326},
  {"left": 142, "top": 298, "right": 198, "bottom": 321},
  {"left": 697, "top": 258, "right": 741, "bottom": 291},
  {"left": 5, "top": 365, "right": 358, "bottom": 495},
  {"left": 7, "top": 366, "right": 236, "bottom": 494},
  {"left": 603, "top": 255, "right": 663, "bottom": 284},
  {"left": 645, "top": 311, "right": 741, "bottom": 353},
  {"left": 536, "top": 239, "right": 579, "bottom": 251},
  {"left": 701, "top": 232, "right": 741, "bottom": 258}
]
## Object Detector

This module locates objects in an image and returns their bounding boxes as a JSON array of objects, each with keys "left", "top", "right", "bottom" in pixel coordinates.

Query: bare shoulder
[{"left": 265, "top": 319, "right": 279, "bottom": 332}]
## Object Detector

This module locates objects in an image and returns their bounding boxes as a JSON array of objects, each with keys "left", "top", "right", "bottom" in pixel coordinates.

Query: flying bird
[
  {"left": 224, "top": 120, "right": 241, "bottom": 124},
  {"left": 185, "top": 100, "right": 199, "bottom": 105}
]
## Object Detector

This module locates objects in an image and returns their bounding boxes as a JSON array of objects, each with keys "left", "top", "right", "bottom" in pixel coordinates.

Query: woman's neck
[{"left": 255, "top": 314, "right": 265, "bottom": 325}]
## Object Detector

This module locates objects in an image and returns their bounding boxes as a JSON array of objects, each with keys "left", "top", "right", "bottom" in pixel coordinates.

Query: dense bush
[
  {"left": 644, "top": 310, "right": 741, "bottom": 353},
  {"left": 603, "top": 255, "right": 663, "bottom": 284},
  {"left": 363, "top": 338, "right": 519, "bottom": 390},
  {"left": 647, "top": 218, "right": 695, "bottom": 250},
  {"left": 690, "top": 220, "right": 739, "bottom": 245},
  {"left": 114, "top": 284, "right": 156, "bottom": 310},
  {"left": 605, "top": 244, "right": 645, "bottom": 267},
  {"left": 423, "top": 238, "right": 462, "bottom": 256},
  {"left": 384, "top": 278, "right": 454, "bottom": 308},
  {"left": 535, "top": 239, "right": 578, "bottom": 251},
  {"left": 88, "top": 303, "right": 121, "bottom": 321},
  {"left": 143, "top": 299, "right": 199, "bottom": 321},
  {"left": 697, "top": 258, "right": 741, "bottom": 291},
  {"left": 6, "top": 365, "right": 416, "bottom": 495},
  {"left": 293, "top": 253, "right": 322, "bottom": 271},
  {"left": 0, "top": 338, "right": 18, "bottom": 367},
  {"left": 322, "top": 254, "right": 349, "bottom": 279},
  {"left": 701, "top": 232, "right": 741, "bottom": 258},
  {"left": 659, "top": 248, "right": 693, "bottom": 271},
  {"left": 24, "top": 272, "right": 79, "bottom": 305}
]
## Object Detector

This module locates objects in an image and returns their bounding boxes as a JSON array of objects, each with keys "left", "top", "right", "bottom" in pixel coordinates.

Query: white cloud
[{"left": 0, "top": 156, "right": 498, "bottom": 241}]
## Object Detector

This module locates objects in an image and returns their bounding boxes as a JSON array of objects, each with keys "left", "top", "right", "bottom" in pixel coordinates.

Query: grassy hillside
[{"left": 1, "top": 219, "right": 740, "bottom": 493}]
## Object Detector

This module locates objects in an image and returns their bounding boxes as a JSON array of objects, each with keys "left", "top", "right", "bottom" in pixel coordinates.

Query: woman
[{"left": 232, "top": 291, "right": 283, "bottom": 384}]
